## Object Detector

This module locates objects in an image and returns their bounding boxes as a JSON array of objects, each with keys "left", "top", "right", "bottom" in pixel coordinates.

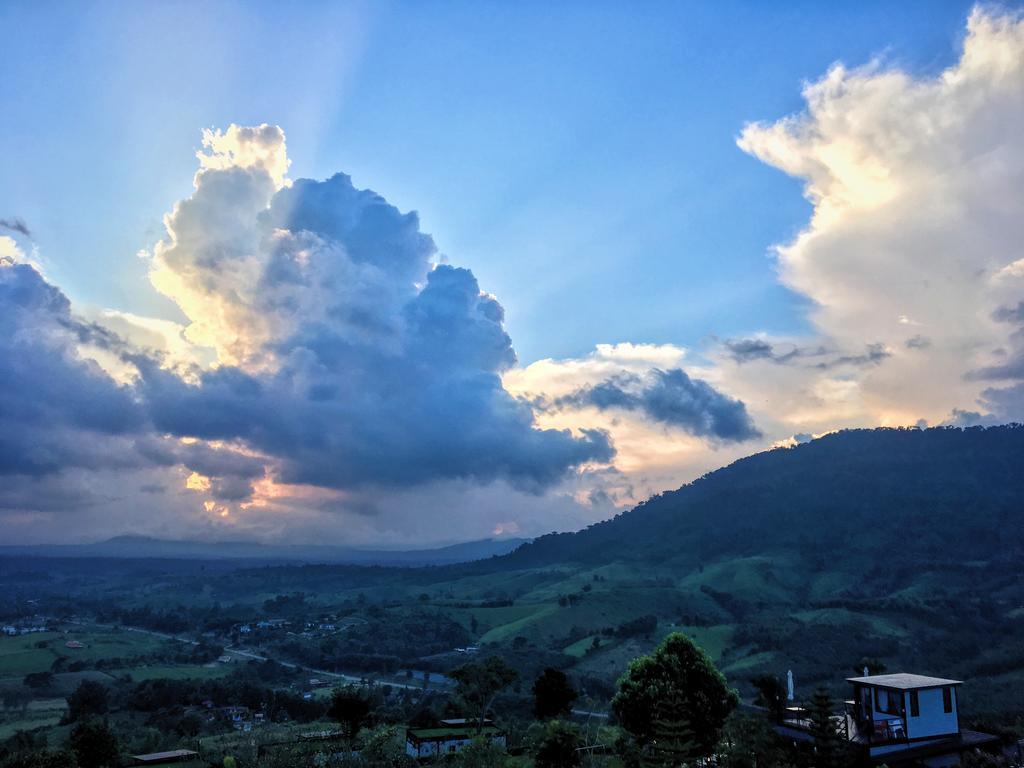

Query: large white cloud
[
  {"left": 139, "top": 124, "right": 612, "bottom": 498},
  {"left": 733, "top": 6, "right": 1024, "bottom": 428}
]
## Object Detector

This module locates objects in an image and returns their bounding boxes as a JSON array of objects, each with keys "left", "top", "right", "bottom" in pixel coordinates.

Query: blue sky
[
  {"left": 3, "top": 1, "right": 1023, "bottom": 545},
  {"left": 2, "top": 0, "right": 982, "bottom": 363}
]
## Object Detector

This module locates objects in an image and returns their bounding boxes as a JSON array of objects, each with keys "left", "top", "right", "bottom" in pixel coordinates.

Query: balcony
[
  {"left": 843, "top": 701, "right": 908, "bottom": 747},
  {"left": 777, "top": 703, "right": 908, "bottom": 748}
]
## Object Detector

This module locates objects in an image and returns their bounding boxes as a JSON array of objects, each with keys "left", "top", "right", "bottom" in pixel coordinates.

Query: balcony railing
[{"left": 843, "top": 701, "right": 908, "bottom": 746}]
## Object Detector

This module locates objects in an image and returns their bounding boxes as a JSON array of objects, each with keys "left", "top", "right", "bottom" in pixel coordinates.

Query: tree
[
  {"left": 1, "top": 749, "right": 79, "bottom": 768},
  {"left": 806, "top": 688, "right": 850, "bottom": 768},
  {"left": 718, "top": 712, "right": 794, "bottom": 768},
  {"left": 66, "top": 680, "right": 109, "bottom": 723},
  {"left": 612, "top": 632, "right": 737, "bottom": 757},
  {"left": 450, "top": 656, "right": 518, "bottom": 734},
  {"left": 533, "top": 667, "right": 578, "bottom": 720},
  {"left": 456, "top": 736, "right": 505, "bottom": 768},
  {"left": 328, "top": 686, "right": 371, "bottom": 741},
  {"left": 641, "top": 692, "right": 699, "bottom": 768},
  {"left": 534, "top": 720, "right": 583, "bottom": 768},
  {"left": 23, "top": 671, "right": 54, "bottom": 690},
  {"left": 69, "top": 720, "right": 120, "bottom": 768},
  {"left": 751, "top": 674, "right": 786, "bottom": 723}
]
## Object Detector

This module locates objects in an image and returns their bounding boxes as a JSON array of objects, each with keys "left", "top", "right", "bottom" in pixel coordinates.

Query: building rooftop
[
  {"left": 131, "top": 749, "right": 199, "bottom": 763},
  {"left": 408, "top": 726, "right": 503, "bottom": 740},
  {"left": 846, "top": 673, "right": 962, "bottom": 690}
]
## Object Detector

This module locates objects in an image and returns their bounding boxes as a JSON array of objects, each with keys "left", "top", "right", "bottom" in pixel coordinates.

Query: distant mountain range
[{"left": 0, "top": 534, "right": 529, "bottom": 566}]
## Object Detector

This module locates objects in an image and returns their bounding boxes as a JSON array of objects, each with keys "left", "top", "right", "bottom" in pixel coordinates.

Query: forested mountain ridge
[{"left": 501, "top": 425, "right": 1024, "bottom": 570}]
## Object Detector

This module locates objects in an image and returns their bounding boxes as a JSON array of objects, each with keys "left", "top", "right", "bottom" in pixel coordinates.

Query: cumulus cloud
[
  {"left": 505, "top": 343, "right": 761, "bottom": 509},
  {"left": 731, "top": 6, "right": 1024, "bottom": 428},
  {"left": 139, "top": 126, "right": 612, "bottom": 494},
  {"left": 553, "top": 368, "right": 760, "bottom": 442}
]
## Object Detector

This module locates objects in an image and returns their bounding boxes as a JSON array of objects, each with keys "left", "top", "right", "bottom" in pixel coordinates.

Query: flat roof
[
  {"left": 131, "top": 749, "right": 199, "bottom": 762},
  {"left": 408, "top": 726, "right": 503, "bottom": 740},
  {"left": 846, "top": 673, "right": 962, "bottom": 689}
]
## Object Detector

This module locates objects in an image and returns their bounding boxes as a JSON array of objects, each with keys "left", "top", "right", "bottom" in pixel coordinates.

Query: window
[
  {"left": 875, "top": 688, "right": 903, "bottom": 715},
  {"left": 909, "top": 691, "right": 919, "bottom": 717},
  {"left": 943, "top": 687, "right": 953, "bottom": 714}
]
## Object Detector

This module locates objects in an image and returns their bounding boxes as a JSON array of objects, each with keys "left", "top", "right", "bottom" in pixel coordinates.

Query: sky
[{"left": 2, "top": 1, "right": 1023, "bottom": 546}]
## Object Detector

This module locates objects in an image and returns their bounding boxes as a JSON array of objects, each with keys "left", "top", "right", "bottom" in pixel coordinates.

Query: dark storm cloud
[
  {"left": 0, "top": 262, "right": 144, "bottom": 477},
  {"left": 554, "top": 368, "right": 761, "bottom": 442},
  {"left": 724, "top": 338, "right": 777, "bottom": 363},
  {"left": 134, "top": 265, "right": 612, "bottom": 493},
  {"left": 978, "top": 383, "right": 1024, "bottom": 422},
  {"left": 136, "top": 166, "right": 613, "bottom": 493},
  {"left": 724, "top": 337, "right": 890, "bottom": 370},
  {"left": 965, "top": 303, "right": 1024, "bottom": 382},
  {"left": 993, "top": 302, "right": 1024, "bottom": 324},
  {"left": 905, "top": 335, "right": 931, "bottom": 350},
  {"left": 0, "top": 217, "right": 31, "bottom": 237},
  {"left": 0, "top": 261, "right": 265, "bottom": 502},
  {"left": 723, "top": 337, "right": 818, "bottom": 365},
  {"left": 951, "top": 302, "right": 1024, "bottom": 422},
  {"left": 814, "top": 342, "right": 891, "bottom": 369}
]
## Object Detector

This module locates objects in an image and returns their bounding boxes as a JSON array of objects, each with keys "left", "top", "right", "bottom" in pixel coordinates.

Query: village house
[
  {"left": 405, "top": 718, "right": 505, "bottom": 759},
  {"left": 777, "top": 672, "right": 1000, "bottom": 766}
]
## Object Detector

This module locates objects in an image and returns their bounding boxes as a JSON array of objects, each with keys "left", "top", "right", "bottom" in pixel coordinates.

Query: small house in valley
[{"left": 405, "top": 720, "right": 506, "bottom": 759}]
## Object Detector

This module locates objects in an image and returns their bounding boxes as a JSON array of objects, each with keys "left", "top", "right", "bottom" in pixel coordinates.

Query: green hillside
[{"left": 4, "top": 425, "right": 1023, "bottom": 716}]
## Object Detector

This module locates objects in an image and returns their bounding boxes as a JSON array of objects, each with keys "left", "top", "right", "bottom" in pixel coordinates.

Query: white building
[
  {"left": 778, "top": 672, "right": 1000, "bottom": 766},
  {"left": 405, "top": 723, "right": 505, "bottom": 758},
  {"left": 847, "top": 673, "right": 962, "bottom": 750}
]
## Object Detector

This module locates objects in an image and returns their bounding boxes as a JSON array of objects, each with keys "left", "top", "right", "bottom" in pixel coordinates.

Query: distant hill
[
  {"left": 5, "top": 426, "right": 1023, "bottom": 712},
  {"left": 501, "top": 425, "right": 1024, "bottom": 571},
  {"left": 467, "top": 426, "right": 1024, "bottom": 709},
  {"left": 0, "top": 534, "right": 529, "bottom": 566}
]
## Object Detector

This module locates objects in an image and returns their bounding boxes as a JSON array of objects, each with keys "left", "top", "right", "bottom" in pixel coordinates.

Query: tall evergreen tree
[
  {"left": 807, "top": 688, "right": 849, "bottom": 768},
  {"left": 641, "top": 692, "right": 699, "bottom": 768}
]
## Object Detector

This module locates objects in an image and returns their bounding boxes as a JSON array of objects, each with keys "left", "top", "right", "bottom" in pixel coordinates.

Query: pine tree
[
  {"left": 807, "top": 688, "right": 848, "bottom": 768},
  {"left": 641, "top": 692, "right": 699, "bottom": 768}
]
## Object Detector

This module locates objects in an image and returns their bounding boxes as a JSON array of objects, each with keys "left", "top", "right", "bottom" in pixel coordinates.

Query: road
[
  {"left": 114, "top": 622, "right": 424, "bottom": 690},
  {"left": 68, "top": 619, "right": 613, "bottom": 707}
]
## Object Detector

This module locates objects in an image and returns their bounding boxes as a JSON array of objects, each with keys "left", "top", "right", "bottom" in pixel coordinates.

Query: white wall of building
[{"left": 906, "top": 687, "right": 958, "bottom": 739}]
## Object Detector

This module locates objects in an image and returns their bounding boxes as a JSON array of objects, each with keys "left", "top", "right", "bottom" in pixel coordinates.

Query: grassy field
[
  {"left": 0, "top": 628, "right": 174, "bottom": 678},
  {"left": 0, "top": 633, "right": 64, "bottom": 676}
]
